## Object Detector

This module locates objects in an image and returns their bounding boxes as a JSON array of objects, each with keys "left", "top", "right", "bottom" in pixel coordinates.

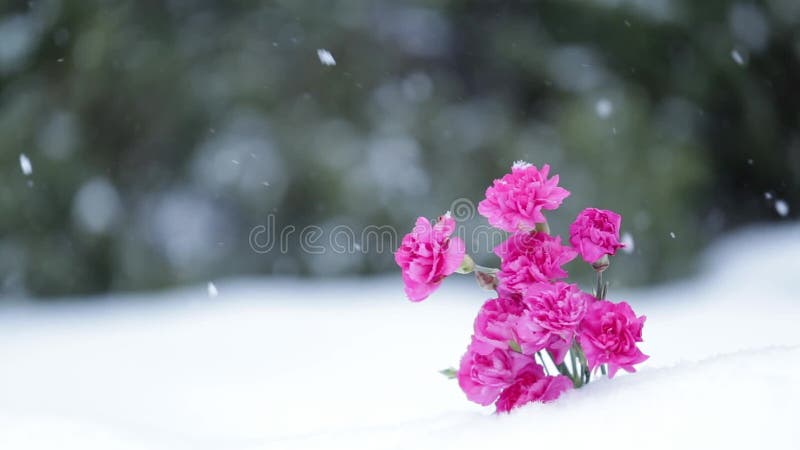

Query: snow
[
  {"left": 774, "top": 199, "right": 789, "bottom": 217},
  {"left": 731, "top": 49, "right": 746, "bottom": 65},
  {"left": 316, "top": 49, "right": 336, "bottom": 66},
  {"left": 207, "top": 281, "right": 218, "bottom": 298},
  {"left": 620, "top": 231, "right": 634, "bottom": 253},
  {"left": 594, "top": 98, "right": 613, "bottom": 118},
  {"left": 0, "top": 224, "right": 799, "bottom": 449},
  {"left": 72, "top": 177, "right": 122, "bottom": 234},
  {"left": 19, "top": 153, "right": 32, "bottom": 175},
  {"left": 511, "top": 160, "right": 531, "bottom": 169}
]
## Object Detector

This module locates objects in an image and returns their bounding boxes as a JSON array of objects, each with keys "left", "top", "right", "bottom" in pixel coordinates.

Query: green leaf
[
  {"left": 508, "top": 340, "right": 522, "bottom": 353},
  {"left": 439, "top": 367, "right": 457, "bottom": 379}
]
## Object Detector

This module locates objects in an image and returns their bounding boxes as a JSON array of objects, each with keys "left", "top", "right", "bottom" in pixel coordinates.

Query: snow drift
[{"left": 0, "top": 224, "right": 798, "bottom": 450}]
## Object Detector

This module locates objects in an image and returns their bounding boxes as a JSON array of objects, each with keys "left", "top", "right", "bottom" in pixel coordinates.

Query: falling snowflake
[
  {"left": 207, "top": 282, "right": 219, "bottom": 298},
  {"left": 620, "top": 232, "right": 635, "bottom": 254},
  {"left": 775, "top": 200, "right": 789, "bottom": 217},
  {"left": 595, "top": 99, "right": 613, "bottom": 118},
  {"left": 316, "top": 49, "right": 336, "bottom": 66},
  {"left": 731, "top": 49, "right": 745, "bottom": 66},
  {"left": 19, "top": 154, "right": 32, "bottom": 175},
  {"left": 669, "top": 232, "right": 676, "bottom": 239}
]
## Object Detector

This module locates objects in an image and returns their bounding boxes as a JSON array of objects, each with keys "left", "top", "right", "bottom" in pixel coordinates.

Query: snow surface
[{"left": 0, "top": 224, "right": 799, "bottom": 449}]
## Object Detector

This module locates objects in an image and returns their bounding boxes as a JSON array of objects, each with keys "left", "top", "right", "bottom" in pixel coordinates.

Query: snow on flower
[
  {"left": 579, "top": 300, "right": 648, "bottom": 377},
  {"left": 569, "top": 207, "right": 624, "bottom": 264},
  {"left": 395, "top": 214, "right": 466, "bottom": 302},
  {"left": 515, "top": 282, "right": 593, "bottom": 362},
  {"left": 477, "top": 163, "right": 570, "bottom": 232},
  {"left": 495, "top": 365, "right": 573, "bottom": 413},
  {"left": 494, "top": 232, "right": 577, "bottom": 296}
]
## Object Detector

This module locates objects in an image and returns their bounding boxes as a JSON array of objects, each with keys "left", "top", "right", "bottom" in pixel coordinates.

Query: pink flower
[
  {"left": 457, "top": 339, "right": 533, "bottom": 406},
  {"left": 578, "top": 300, "right": 648, "bottom": 377},
  {"left": 494, "top": 232, "right": 577, "bottom": 296},
  {"left": 569, "top": 208, "right": 625, "bottom": 264},
  {"left": 515, "top": 282, "right": 593, "bottom": 362},
  {"left": 478, "top": 162, "right": 570, "bottom": 232},
  {"left": 495, "top": 365, "right": 572, "bottom": 413},
  {"left": 395, "top": 214, "right": 466, "bottom": 302},
  {"left": 472, "top": 296, "right": 527, "bottom": 354}
]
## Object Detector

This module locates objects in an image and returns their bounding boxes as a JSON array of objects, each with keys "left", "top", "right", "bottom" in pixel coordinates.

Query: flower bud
[
  {"left": 591, "top": 254, "right": 610, "bottom": 273},
  {"left": 534, "top": 221, "right": 551, "bottom": 234},
  {"left": 475, "top": 270, "right": 498, "bottom": 291},
  {"left": 456, "top": 254, "right": 475, "bottom": 274}
]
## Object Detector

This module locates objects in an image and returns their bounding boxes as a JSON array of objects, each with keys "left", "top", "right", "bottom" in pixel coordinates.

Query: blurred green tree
[{"left": 0, "top": 0, "right": 796, "bottom": 297}]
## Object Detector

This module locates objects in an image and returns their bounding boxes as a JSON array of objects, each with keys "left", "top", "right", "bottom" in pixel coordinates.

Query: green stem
[
  {"left": 549, "top": 351, "right": 575, "bottom": 382},
  {"left": 570, "top": 349, "right": 581, "bottom": 388},
  {"left": 536, "top": 351, "right": 550, "bottom": 376},
  {"left": 473, "top": 264, "right": 499, "bottom": 274},
  {"left": 594, "top": 270, "right": 605, "bottom": 299},
  {"left": 573, "top": 343, "right": 590, "bottom": 385},
  {"left": 584, "top": 354, "right": 591, "bottom": 384}
]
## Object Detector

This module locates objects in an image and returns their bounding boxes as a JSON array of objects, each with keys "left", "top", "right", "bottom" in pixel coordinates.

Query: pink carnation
[
  {"left": 495, "top": 365, "right": 573, "bottom": 413},
  {"left": 515, "top": 282, "right": 593, "bottom": 362},
  {"left": 472, "top": 296, "right": 528, "bottom": 354},
  {"left": 395, "top": 214, "right": 466, "bottom": 302},
  {"left": 569, "top": 208, "right": 625, "bottom": 264},
  {"left": 494, "top": 232, "right": 577, "bottom": 296},
  {"left": 578, "top": 300, "right": 648, "bottom": 377},
  {"left": 457, "top": 339, "right": 533, "bottom": 406},
  {"left": 478, "top": 162, "right": 570, "bottom": 232}
]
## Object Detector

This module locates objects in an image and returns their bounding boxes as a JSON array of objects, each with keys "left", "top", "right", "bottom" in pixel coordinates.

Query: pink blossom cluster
[{"left": 396, "top": 162, "right": 648, "bottom": 413}]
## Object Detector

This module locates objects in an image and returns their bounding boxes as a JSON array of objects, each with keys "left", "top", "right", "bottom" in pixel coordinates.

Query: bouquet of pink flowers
[{"left": 395, "top": 162, "right": 648, "bottom": 412}]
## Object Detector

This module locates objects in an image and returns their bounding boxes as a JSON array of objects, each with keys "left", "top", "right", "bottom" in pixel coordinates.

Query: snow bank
[
  {"left": 0, "top": 224, "right": 798, "bottom": 450},
  {"left": 272, "top": 347, "right": 800, "bottom": 450}
]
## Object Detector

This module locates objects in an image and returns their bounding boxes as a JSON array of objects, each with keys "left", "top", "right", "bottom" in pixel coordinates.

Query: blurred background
[{"left": 0, "top": 0, "right": 797, "bottom": 298}]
